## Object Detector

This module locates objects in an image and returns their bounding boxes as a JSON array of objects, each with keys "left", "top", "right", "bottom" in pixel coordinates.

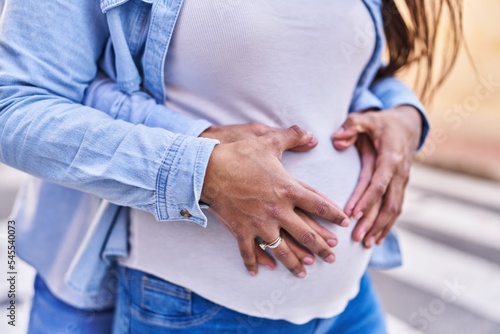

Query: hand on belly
[{"left": 199, "top": 123, "right": 361, "bottom": 278}]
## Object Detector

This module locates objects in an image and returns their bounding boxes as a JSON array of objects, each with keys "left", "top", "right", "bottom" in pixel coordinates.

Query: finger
[
  {"left": 281, "top": 212, "right": 336, "bottom": 264},
  {"left": 265, "top": 125, "right": 313, "bottom": 156},
  {"left": 363, "top": 180, "right": 404, "bottom": 248},
  {"left": 351, "top": 199, "right": 381, "bottom": 245},
  {"left": 352, "top": 155, "right": 397, "bottom": 220},
  {"left": 332, "top": 120, "right": 367, "bottom": 151},
  {"left": 282, "top": 230, "right": 316, "bottom": 266},
  {"left": 332, "top": 126, "right": 359, "bottom": 140},
  {"left": 290, "top": 135, "right": 318, "bottom": 152},
  {"left": 344, "top": 136, "right": 376, "bottom": 216},
  {"left": 258, "top": 124, "right": 317, "bottom": 152},
  {"left": 268, "top": 237, "right": 307, "bottom": 278},
  {"left": 363, "top": 206, "right": 394, "bottom": 249},
  {"left": 368, "top": 230, "right": 385, "bottom": 248},
  {"left": 332, "top": 135, "right": 358, "bottom": 150},
  {"left": 375, "top": 227, "right": 390, "bottom": 246},
  {"left": 375, "top": 216, "right": 398, "bottom": 245},
  {"left": 333, "top": 112, "right": 378, "bottom": 140},
  {"left": 295, "top": 186, "right": 349, "bottom": 227},
  {"left": 238, "top": 238, "right": 259, "bottom": 276},
  {"left": 295, "top": 179, "right": 347, "bottom": 227},
  {"left": 295, "top": 209, "right": 338, "bottom": 247},
  {"left": 255, "top": 243, "right": 277, "bottom": 270},
  {"left": 296, "top": 179, "right": 343, "bottom": 211}
]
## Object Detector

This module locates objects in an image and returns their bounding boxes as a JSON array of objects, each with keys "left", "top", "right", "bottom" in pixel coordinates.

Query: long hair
[{"left": 379, "top": 0, "right": 463, "bottom": 103}]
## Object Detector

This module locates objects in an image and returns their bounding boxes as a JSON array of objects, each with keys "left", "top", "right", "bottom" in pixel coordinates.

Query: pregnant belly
[
  {"left": 281, "top": 138, "right": 361, "bottom": 209},
  {"left": 123, "top": 139, "right": 372, "bottom": 323}
]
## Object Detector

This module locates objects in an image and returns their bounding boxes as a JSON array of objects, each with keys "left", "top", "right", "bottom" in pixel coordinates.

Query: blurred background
[
  {"left": 374, "top": 1, "right": 500, "bottom": 332},
  {"left": 1, "top": 1, "right": 499, "bottom": 333}
]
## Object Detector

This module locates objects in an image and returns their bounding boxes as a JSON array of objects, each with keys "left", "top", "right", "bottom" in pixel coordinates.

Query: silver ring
[{"left": 259, "top": 235, "right": 283, "bottom": 250}]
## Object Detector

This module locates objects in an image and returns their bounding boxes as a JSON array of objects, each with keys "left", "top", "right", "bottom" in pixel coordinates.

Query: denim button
[{"left": 180, "top": 209, "right": 192, "bottom": 218}]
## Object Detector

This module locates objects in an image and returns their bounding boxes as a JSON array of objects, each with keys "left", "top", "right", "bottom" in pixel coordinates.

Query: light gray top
[{"left": 122, "top": 0, "right": 376, "bottom": 324}]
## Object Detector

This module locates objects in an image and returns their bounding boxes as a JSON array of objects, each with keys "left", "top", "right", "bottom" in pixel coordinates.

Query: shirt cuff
[
  {"left": 349, "top": 88, "right": 384, "bottom": 113},
  {"left": 155, "top": 135, "right": 219, "bottom": 226},
  {"left": 368, "top": 230, "right": 403, "bottom": 269},
  {"left": 184, "top": 119, "right": 213, "bottom": 137}
]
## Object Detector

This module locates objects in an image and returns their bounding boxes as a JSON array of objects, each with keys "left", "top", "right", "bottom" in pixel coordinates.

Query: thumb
[
  {"left": 290, "top": 135, "right": 318, "bottom": 152},
  {"left": 333, "top": 112, "right": 376, "bottom": 140},
  {"left": 332, "top": 135, "right": 358, "bottom": 151},
  {"left": 267, "top": 125, "right": 314, "bottom": 154}
]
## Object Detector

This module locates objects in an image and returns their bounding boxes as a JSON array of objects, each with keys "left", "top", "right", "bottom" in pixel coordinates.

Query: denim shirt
[{"left": 0, "top": 0, "right": 428, "bottom": 309}]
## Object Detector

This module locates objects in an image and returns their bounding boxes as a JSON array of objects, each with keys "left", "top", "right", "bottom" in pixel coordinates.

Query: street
[
  {"left": 372, "top": 167, "right": 500, "bottom": 334},
  {"left": 1, "top": 163, "right": 499, "bottom": 333}
]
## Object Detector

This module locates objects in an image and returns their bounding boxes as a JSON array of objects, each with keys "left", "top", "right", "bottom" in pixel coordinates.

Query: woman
[{"left": 90, "top": 0, "right": 460, "bottom": 332}]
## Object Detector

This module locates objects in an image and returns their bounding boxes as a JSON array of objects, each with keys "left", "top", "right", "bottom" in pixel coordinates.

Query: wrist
[
  {"left": 200, "top": 143, "right": 222, "bottom": 205},
  {"left": 393, "top": 105, "right": 422, "bottom": 149},
  {"left": 199, "top": 125, "right": 219, "bottom": 139}
]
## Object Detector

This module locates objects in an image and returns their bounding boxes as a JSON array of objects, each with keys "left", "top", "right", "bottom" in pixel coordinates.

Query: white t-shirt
[{"left": 121, "top": 0, "right": 376, "bottom": 324}]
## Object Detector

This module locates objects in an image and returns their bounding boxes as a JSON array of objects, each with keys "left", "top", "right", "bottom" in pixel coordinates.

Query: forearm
[
  {"left": 0, "top": 88, "right": 217, "bottom": 222},
  {"left": 0, "top": 0, "right": 218, "bottom": 224},
  {"left": 369, "top": 76, "right": 430, "bottom": 150},
  {"left": 84, "top": 72, "right": 213, "bottom": 137}
]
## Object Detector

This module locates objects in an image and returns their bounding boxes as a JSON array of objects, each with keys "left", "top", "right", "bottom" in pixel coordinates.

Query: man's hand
[
  {"left": 201, "top": 122, "right": 333, "bottom": 272},
  {"left": 202, "top": 126, "right": 349, "bottom": 278},
  {"left": 200, "top": 123, "right": 318, "bottom": 151},
  {"left": 332, "top": 106, "right": 422, "bottom": 247}
]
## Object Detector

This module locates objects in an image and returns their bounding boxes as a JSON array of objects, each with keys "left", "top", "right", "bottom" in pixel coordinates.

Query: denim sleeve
[
  {"left": 84, "top": 72, "right": 213, "bottom": 137},
  {"left": 348, "top": 89, "right": 384, "bottom": 114},
  {"left": 0, "top": 0, "right": 218, "bottom": 225},
  {"left": 369, "top": 77, "right": 430, "bottom": 150}
]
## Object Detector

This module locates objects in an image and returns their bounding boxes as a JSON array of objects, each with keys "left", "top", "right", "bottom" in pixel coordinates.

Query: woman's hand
[
  {"left": 332, "top": 106, "right": 422, "bottom": 247},
  {"left": 202, "top": 125, "right": 349, "bottom": 278},
  {"left": 346, "top": 135, "right": 385, "bottom": 247}
]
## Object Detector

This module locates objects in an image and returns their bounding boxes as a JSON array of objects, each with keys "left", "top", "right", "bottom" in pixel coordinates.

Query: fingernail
[
  {"left": 306, "top": 131, "right": 314, "bottom": 137},
  {"left": 358, "top": 229, "right": 366, "bottom": 241},
  {"left": 337, "top": 140, "right": 348, "bottom": 146},
  {"left": 307, "top": 137, "right": 318, "bottom": 146},
  {"left": 297, "top": 272, "right": 307, "bottom": 278},
  {"left": 364, "top": 236, "right": 376, "bottom": 248},
  {"left": 377, "top": 238, "right": 385, "bottom": 245},
  {"left": 335, "top": 127, "right": 345, "bottom": 135},
  {"left": 327, "top": 238, "right": 338, "bottom": 247},
  {"left": 325, "top": 254, "right": 335, "bottom": 263},
  {"left": 341, "top": 218, "right": 350, "bottom": 227},
  {"left": 302, "top": 257, "right": 315, "bottom": 265},
  {"left": 249, "top": 271, "right": 256, "bottom": 277},
  {"left": 265, "top": 264, "right": 275, "bottom": 271},
  {"left": 346, "top": 206, "right": 353, "bottom": 216},
  {"left": 354, "top": 211, "right": 364, "bottom": 220}
]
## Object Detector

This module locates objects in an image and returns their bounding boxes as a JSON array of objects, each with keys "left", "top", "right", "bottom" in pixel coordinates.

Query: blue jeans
[
  {"left": 113, "top": 267, "right": 387, "bottom": 334},
  {"left": 28, "top": 268, "right": 386, "bottom": 334},
  {"left": 28, "top": 276, "right": 114, "bottom": 334}
]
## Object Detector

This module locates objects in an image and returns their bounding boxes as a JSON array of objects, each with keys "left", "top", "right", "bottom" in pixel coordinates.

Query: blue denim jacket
[{"left": 0, "top": 0, "right": 428, "bottom": 309}]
